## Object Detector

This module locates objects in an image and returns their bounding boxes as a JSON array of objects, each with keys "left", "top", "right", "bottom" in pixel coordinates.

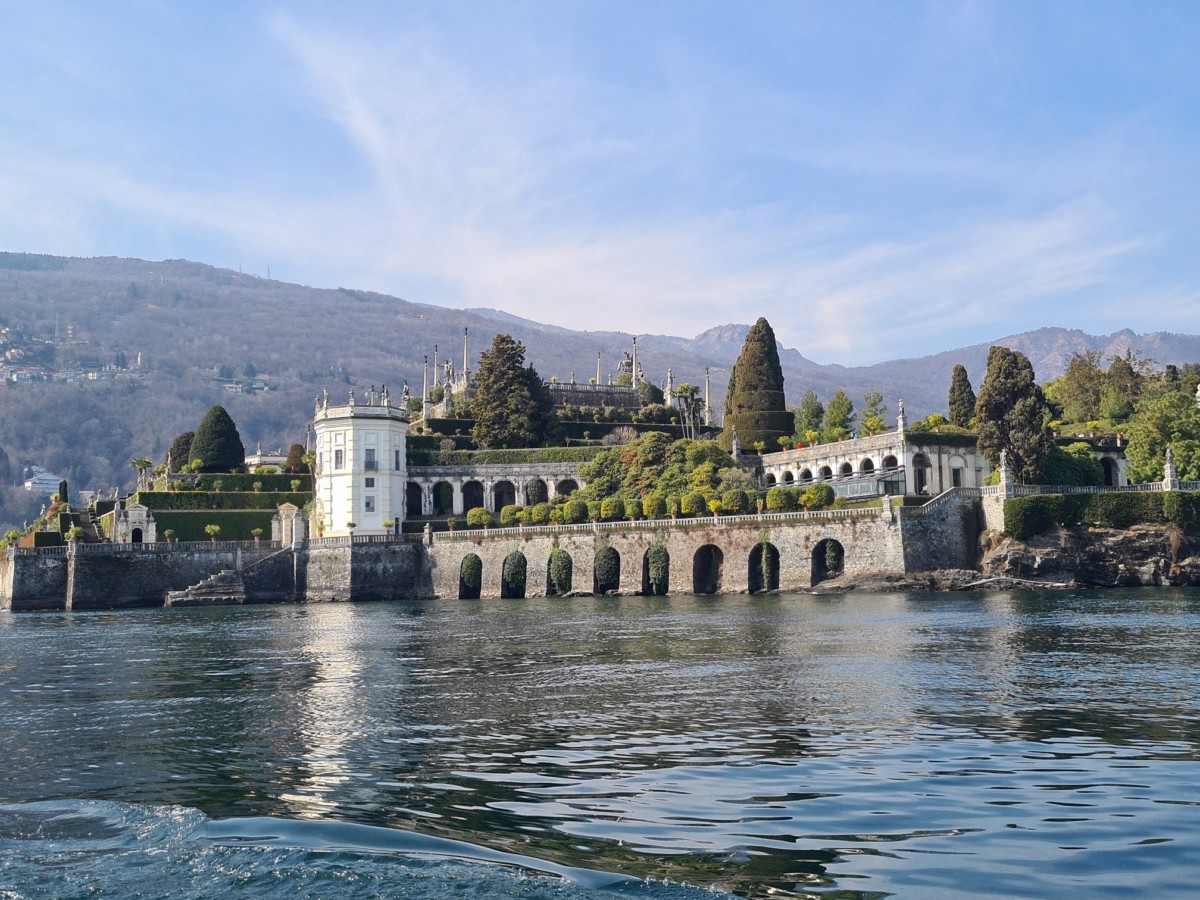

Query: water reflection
[{"left": 2, "top": 590, "right": 1199, "bottom": 897}]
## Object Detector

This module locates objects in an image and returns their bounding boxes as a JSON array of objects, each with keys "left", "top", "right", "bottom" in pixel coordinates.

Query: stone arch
[
  {"left": 764, "top": 472, "right": 777, "bottom": 486},
  {"left": 748, "top": 542, "right": 779, "bottom": 593},
  {"left": 406, "top": 482, "right": 423, "bottom": 517},
  {"left": 860, "top": 458, "right": 875, "bottom": 473},
  {"left": 642, "top": 545, "right": 670, "bottom": 596},
  {"left": 463, "top": 481, "right": 484, "bottom": 511},
  {"left": 525, "top": 478, "right": 548, "bottom": 506},
  {"left": 556, "top": 478, "right": 578, "bottom": 496},
  {"left": 459, "top": 553, "right": 482, "bottom": 600},
  {"left": 819, "top": 465, "right": 833, "bottom": 479},
  {"left": 882, "top": 455, "right": 898, "bottom": 469},
  {"left": 911, "top": 453, "right": 932, "bottom": 495},
  {"left": 547, "top": 548, "right": 573, "bottom": 596},
  {"left": 432, "top": 481, "right": 454, "bottom": 516},
  {"left": 799, "top": 469, "right": 813, "bottom": 483},
  {"left": 501, "top": 550, "right": 527, "bottom": 599},
  {"left": 492, "top": 481, "right": 516, "bottom": 512},
  {"left": 812, "top": 539, "right": 844, "bottom": 586},
  {"left": 781, "top": 470, "right": 795, "bottom": 484},
  {"left": 594, "top": 546, "right": 621, "bottom": 594},
  {"left": 839, "top": 462, "right": 854, "bottom": 476},
  {"left": 131, "top": 527, "right": 144, "bottom": 544},
  {"left": 1102, "top": 457, "right": 1118, "bottom": 487},
  {"left": 692, "top": 544, "right": 724, "bottom": 595}
]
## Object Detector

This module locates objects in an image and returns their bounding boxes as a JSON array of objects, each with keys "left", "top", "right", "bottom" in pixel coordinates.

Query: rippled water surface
[{"left": 2, "top": 590, "right": 1200, "bottom": 897}]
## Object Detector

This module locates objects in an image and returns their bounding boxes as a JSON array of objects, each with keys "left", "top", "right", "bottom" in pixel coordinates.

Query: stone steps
[{"left": 165, "top": 570, "right": 246, "bottom": 607}]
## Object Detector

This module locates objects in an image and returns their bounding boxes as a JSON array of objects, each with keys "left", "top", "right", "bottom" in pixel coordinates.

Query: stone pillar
[
  {"left": 452, "top": 480, "right": 464, "bottom": 515},
  {"left": 422, "top": 483, "right": 434, "bottom": 516},
  {"left": 1163, "top": 446, "right": 1179, "bottom": 491},
  {"left": 999, "top": 449, "right": 1016, "bottom": 499},
  {"left": 880, "top": 494, "right": 894, "bottom": 523},
  {"left": 484, "top": 482, "right": 494, "bottom": 512},
  {"left": 516, "top": 481, "right": 526, "bottom": 506}
]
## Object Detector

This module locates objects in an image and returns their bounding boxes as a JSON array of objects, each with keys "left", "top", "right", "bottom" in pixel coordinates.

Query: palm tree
[
  {"left": 673, "top": 384, "right": 705, "bottom": 440},
  {"left": 130, "top": 457, "right": 154, "bottom": 490}
]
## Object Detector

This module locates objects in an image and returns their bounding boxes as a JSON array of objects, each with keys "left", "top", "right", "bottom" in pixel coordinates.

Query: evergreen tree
[
  {"left": 947, "top": 364, "right": 977, "bottom": 428},
  {"left": 166, "top": 431, "right": 194, "bottom": 472},
  {"left": 793, "top": 390, "right": 824, "bottom": 440},
  {"left": 861, "top": 391, "right": 887, "bottom": 435},
  {"left": 470, "top": 334, "right": 553, "bottom": 449},
  {"left": 822, "top": 389, "right": 855, "bottom": 441},
  {"left": 1124, "top": 390, "right": 1200, "bottom": 483},
  {"left": 188, "top": 405, "right": 246, "bottom": 473},
  {"left": 720, "top": 317, "right": 793, "bottom": 451},
  {"left": 1043, "top": 351, "right": 1102, "bottom": 424},
  {"left": 975, "top": 346, "right": 1054, "bottom": 483},
  {"left": 285, "top": 443, "right": 308, "bottom": 473}
]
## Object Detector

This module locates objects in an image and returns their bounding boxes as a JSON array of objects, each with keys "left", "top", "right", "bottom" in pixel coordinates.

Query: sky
[{"left": 1, "top": 1, "right": 1197, "bottom": 365}]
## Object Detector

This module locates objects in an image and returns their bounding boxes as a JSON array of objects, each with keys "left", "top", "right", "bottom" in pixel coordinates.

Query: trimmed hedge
[
  {"left": 1004, "top": 491, "right": 1200, "bottom": 540},
  {"left": 408, "top": 446, "right": 603, "bottom": 467},
  {"left": 197, "top": 473, "right": 310, "bottom": 492},
  {"left": 131, "top": 491, "right": 311, "bottom": 511},
  {"left": 151, "top": 510, "right": 277, "bottom": 542}
]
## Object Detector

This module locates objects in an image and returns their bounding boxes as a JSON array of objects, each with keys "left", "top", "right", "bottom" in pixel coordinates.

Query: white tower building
[{"left": 312, "top": 386, "right": 409, "bottom": 537}]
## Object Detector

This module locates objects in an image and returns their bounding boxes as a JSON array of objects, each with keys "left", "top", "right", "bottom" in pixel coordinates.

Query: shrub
[
  {"left": 645, "top": 544, "right": 670, "bottom": 596},
  {"left": 765, "top": 487, "right": 796, "bottom": 512},
  {"left": 802, "top": 483, "right": 836, "bottom": 510},
  {"left": 721, "top": 489, "right": 751, "bottom": 515},
  {"left": 499, "top": 504, "right": 523, "bottom": 527},
  {"left": 459, "top": 554, "right": 482, "bottom": 598},
  {"left": 189, "top": 405, "right": 246, "bottom": 473},
  {"left": 529, "top": 502, "right": 553, "bottom": 525},
  {"left": 666, "top": 495, "right": 681, "bottom": 517},
  {"left": 548, "top": 548, "right": 573, "bottom": 595},
  {"left": 501, "top": 552, "right": 527, "bottom": 598},
  {"left": 642, "top": 493, "right": 667, "bottom": 519},
  {"left": 624, "top": 498, "right": 642, "bottom": 521},
  {"left": 586, "top": 500, "right": 602, "bottom": 522},
  {"left": 600, "top": 496, "right": 626, "bottom": 522},
  {"left": 549, "top": 508, "right": 565, "bottom": 525},
  {"left": 466, "top": 507, "right": 492, "bottom": 529},
  {"left": 563, "top": 499, "right": 589, "bottom": 524},
  {"left": 525, "top": 480, "right": 549, "bottom": 505},
  {"left": 594, "top": 546, "right": 620, "bottom": 593},
  {"left": 680, "top": 491, "right": 707, "bottom": 517}
]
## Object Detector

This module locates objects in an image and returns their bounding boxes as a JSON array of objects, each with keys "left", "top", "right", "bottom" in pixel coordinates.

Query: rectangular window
[
  {"left": 334, "top": 449, "right": 344, "bottom": 470},
  {"left": 364, "top": 448, "right": 377, "bottom": 471},
  {"left": 951, "top": 468, "right": 963, "bottom": 488},
  {"left": 365, "top": 477, "right": 375, "bottom": 488},
  {"left": 364, "top": 496, "right": 376, "bottom": 513},
  {"left": 395, "top": 449, "right": 402, "bottom": 470}
]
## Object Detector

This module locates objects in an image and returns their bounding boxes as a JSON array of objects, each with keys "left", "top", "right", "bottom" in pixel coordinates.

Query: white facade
[{"left": 312, "top": 389, "right": 409, "bottom": 537}]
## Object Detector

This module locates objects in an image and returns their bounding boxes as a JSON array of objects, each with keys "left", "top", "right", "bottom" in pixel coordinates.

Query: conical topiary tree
[
  {"left": 188, "top": 405, "right": 246, "bottom": 473},
  {"left": 948, "top": 364, "right": 976, "bottom": 428},
  {"left": 720, "top": 317, "right": 794, "bottom": 452}
]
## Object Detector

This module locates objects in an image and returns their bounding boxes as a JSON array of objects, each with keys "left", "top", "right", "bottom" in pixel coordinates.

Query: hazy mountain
[{"left": 2, "top": 251, "right": 1199, "bottom": 530}]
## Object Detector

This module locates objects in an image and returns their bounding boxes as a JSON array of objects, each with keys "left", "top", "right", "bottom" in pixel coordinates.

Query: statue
[
  {"left": 400, "top": 381, "right": 411, "bottom": 404},
  {"left": 381, "top": 384, "right": 390, "bottom": 406},
  {"left": 1166, "top": 446, "right": 1174, "bottom": 466},
  {"left": 348, "top": 389, "right": 355, "bottom": 405}
]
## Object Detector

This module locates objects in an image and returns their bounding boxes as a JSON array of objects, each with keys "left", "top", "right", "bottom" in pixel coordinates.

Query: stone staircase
[{"left": 165, "top": 570, "right": 246, "bottom": 607}]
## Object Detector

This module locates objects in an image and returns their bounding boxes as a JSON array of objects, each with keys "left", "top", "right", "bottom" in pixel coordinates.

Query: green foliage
[
  {"left": 499, "top": 504, "right": 523, "bottom": 526},
  {"left": 680, "top": 491, "right": 707, "bottom": 517},
  {"left": 793, "top": 390, "right": 824, "bottom": 438},
  {"left": 130, "top": 490, "right": 310, "bottom": 511},
  {"left": 529, "top": 502, "right": 552, "bottom": 525},
  {"left": 1042, "top": 443, "right": 1105, "bottom": 486},
  {"left": 822, "top": 389, "right": 855, "bottom": 441},
  {"left": 802, "top": 482, "right": 835, "bottom": 510},
  {"left": 285, "top": 443, "right": 308, "bottom": 473},
  {"left": 623, "top": 498, "right": 642, "bottom": 520},
  {"left": 975, "top": 346, "right": 1054, "bottom": 483},
  {"left": 948, "top": 364, "right": 976, "bottom": 428},
  {"left": 548, "top": 548, "right": 573, "bottom": 595},
  {"left": 720, "top": 317, "right": 794, "bottom": 452},
  {"left": 563, "top": 499, "right": 589, "bottom": 524},
  {"left": 586, "top": 500, "right": 601, "bottom": 521},
  {"left": 721, "top": 489, "right": 752, "bottom": 514},
  {"left": 642, "top": 493, "right": 667, "bottom": 519},
  {"left": 470, "top": 334, "right": 554, "bottom": 449},
  {"left": 193, "top": 472, "right": 310, "bottom": 492},
  {"left": 861, "top": 391, "right": 887, "bottom": 435},
  {"left": 525, "top": 480, "right": 549, "bottom": 506},
  {"left": 188, "top": 405, "right": 246, "bottom": 473},
  {"left": 466, "top": 507, "right": 492, "bottom": 528},
  {"left": 594, "top": 546, "right": 620, "bottom": 593},
  {"left": 203, "top": 524, "right": 222, "bottom": 540},
  {"left": 459, "top": 554, "right": 482, "bottom": 599},
  {"left": 501, "top": 552, "right": 527, "bottom": 598},
  {"left": 1125, "top": 390, "right": 1200, "bottom": 483},
  {"left": 408, "top": 445, "right": 601, "bottom": 467},
  {"left": 765, "top": 487, "right": 796, "bottom": 512},
  {"left": 645, "top": 543, "right": 670, "bottom": 596},
  {"left": 1002, "top": 491, "right": 1200, "bottom": 539},
  {"left": 638, "top": 380, "right": 665, "bottom": 406},
  {"left": 1043, "top": 351, "right": 1103, "bottom": 424}
]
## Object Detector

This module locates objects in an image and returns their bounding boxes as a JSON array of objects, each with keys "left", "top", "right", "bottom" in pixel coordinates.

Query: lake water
[{"left": 1, "top": 590, "right": 1198, "bottom": 898}]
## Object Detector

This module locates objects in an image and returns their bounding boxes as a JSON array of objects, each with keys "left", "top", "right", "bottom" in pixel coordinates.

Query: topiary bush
[
  {"left": 466, "top": 507, "right": 492, "bottom": 529},
  {"left": 765, "top": 487, "right": 796, "bottom": 512},
  {"left": 529, "top": 502, "right": 553, "bottom": 525},
  {"left": 594, "top": 546, "right": 620, "bottom": 593},
  {"left": 548, "top": 548, "right": 573, "bottom": 595},
  {"left": 563, "top": 499, "right": 589, "bottom": 524},
  {"left": 680, "top": 491, "right": 707, "bottom": 517},
  {"left": 501, "top": 551, "right": 527, "bottom": 599},
  {"left": 802, "top": 483, "right": 835, "bottom": 510},
  {"left": 642, "top": 493, "right": 667, "bottom": 520},
  {"left": 624, "top": 498, "right": 642, "bottom": 521},
  {"left": 645, "top": 543, "right": 670, "bottom": 595},
  {"left": 586, "top": 500, "right": 602, "bottom": 522},
  {"left": 499, "top": 504, "right": 523, "bottom": 527},
  {"left": 459, "top": 554, "right": 482, "bottom": 599},
  {"left": 721, "top": 489, "right": 751, "bottom": 515},
  {"left": 600, "top": 496, "right": 626, "bottom": 522}
]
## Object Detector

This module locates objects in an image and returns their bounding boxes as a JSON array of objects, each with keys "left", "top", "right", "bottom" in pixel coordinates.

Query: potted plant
[
  {"left": 204, "top": 524, "right": 221, "bottom": 542},
  {"left": 162, "top": 529, "right": 176, "bottom": 544},
  {"left": 251, "top": 527, "right": 263, "bottom": 543}
]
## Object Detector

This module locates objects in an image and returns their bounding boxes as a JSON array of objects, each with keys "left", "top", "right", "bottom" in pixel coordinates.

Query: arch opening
[
  {"left": 594, "top": 546, "right": 621, "bottom": 595},
  {"left": 642, "top": 545, "right": 670, "bottom": 596},
  {"left": 781, "top": 471, "right": 795, "bottom": 484},
  {"left": 882, "top": 455, "right": 898, "bottom": 469},
  {"left": 692, "top": 544, "right": 724, "bottom": 595},
  {"left": 811, "top": 539, "right": 844, "bottom": 586},
  {"left": 1102, "top": 457, "right": 1118, "bottom": 487},
  {"left": 860, "top": 458, "right": 875, "bottom": 473},
  {"left": 556, "top": 478, "right": 579, "bottom": 496},
  {"left": 525, "top": 479, "right": 548, "bottom": 506},
  {"left": 501, "top": 551, "right": 527, "bottom": 599},
  {"left": 432, "top": 481, "right": 453, "bottom": 516},
  {"left": 819, "top": 465, "right": 833, "bottom": 479},
  {"left": 492, "top": 481, "right": 516, "bottom": 512},
  {"left": 800, "top": 469, "right": 813, "bottom": 483},
  {"left": 462, "top": 481, "right": 484, "bottom": 511},
  {"left": 911, "top": 453, "right": 931, "bottom": 495},
  {"left": 131, "top": 527, "right": 143, "bottom": 544},
  {"left": 764, "top": 473, "right": 777, "bottom": 486},
  {"left": 839, "top": 462, "right": 854, "bottom": 476},
  {"left": 459, "top": 553, "right": 482, "bottom": 600},
  {"left": 547, "top": 548, "right": 573, "bottom": 596},
  {"left": 406, "top": 482, "right": 423, "bottom": 517},
  {"left": 748, "top": 542, "right": 780, "bottom": 593}
]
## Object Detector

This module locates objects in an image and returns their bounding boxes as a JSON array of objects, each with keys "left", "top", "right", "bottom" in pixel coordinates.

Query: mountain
[{"left": 2, "top": 251, "right": 1200, "bottom": 530}]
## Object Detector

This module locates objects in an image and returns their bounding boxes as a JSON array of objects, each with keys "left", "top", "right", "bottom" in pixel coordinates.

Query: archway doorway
[
  {"left": 693, "top": 544, "right": 724, "bottom": 595},
  {"left": 463, "top": 481, "right": 484, "bottom": 511},
  {"left": 912, "top": 453, "right": 931, "bottom": 495},
  {"left": 1102, "top": 457, "right": 1118, "bottom": 487},
  {"left": 547, "top": 549, "right": 573, "bottom": 596},
  {"left": 406, "top": 482, "right": 423, "bottom": 517},
  {"left": 642, "top": 545, "right": 670, "bottom": 596},
  {"left": 131, "top": 528, "right": 143, "bottom": 544},
  {"left": 432, "top": 481, "right": 453, "bottom": 516},
  {"left": 556, "top": 478, "right": 579, "bottom": 496},
  {"left": 748, "top": 542, "right": 779, "bottom": 593},
  {"left": 501, "top": 551, "right": 527, "bottom": 599},
  {"left": 492, "top": 481, "right": 516, "bottom": 512},
  {"left": 811, "top": 539, "right": 844, "bottom": 586},
  {"left": 459, "top": 554, "right": 482, "bottom": 600},
  {"left": 594, "top": 546, "right": 621, "bottom": 594}
]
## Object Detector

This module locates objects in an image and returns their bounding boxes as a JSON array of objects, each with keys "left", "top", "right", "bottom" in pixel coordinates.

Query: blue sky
[{"left": 1, "top": 1, "right": 1197, "bottom": 364}]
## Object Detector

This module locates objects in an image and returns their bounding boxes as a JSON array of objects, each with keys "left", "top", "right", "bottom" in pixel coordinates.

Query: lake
[{"left": 2, "top": 590, "right": 1198, "bottom": 898}]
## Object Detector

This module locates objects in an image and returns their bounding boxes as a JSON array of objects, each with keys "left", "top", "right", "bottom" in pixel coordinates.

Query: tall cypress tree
[
  {"left": 720, "top": 317, "right": 794, "bottom": 451},
  {"left": 188, "top": 405, "right": 246, "bottom": 473},
  {"left": 470, "top": 334, "right": 553, "bottom": 449},
  {"left": 975, "top": 347, "right": 1054, "bottom": 483},
  {"left": 948, "top": 364, "right": 977, "bottom": 428}
]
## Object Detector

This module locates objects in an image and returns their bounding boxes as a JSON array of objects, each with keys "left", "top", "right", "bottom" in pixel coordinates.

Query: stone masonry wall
[
  {"left": 898, "top": 495, "right": 981, "bottom": 572},
  {"left": 1, "top": 552, "right": 69, "bottom": 611}
]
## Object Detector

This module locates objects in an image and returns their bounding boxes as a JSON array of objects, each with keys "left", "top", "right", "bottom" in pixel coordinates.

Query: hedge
[
  {"left": 130, "top": 491, "right": 311, "bottom": 511},
  {"left": 1004, "top": 491, "right": 1200, "bottom": 540},
  {"left": 194, "top": 473, "right": 311, "bottom": 492},
  {"left": 151, "top": 510, "right": 277, "bottom": 542},
  {"left": 408, "top": 446, "right": 604, "bottom": 467}
]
